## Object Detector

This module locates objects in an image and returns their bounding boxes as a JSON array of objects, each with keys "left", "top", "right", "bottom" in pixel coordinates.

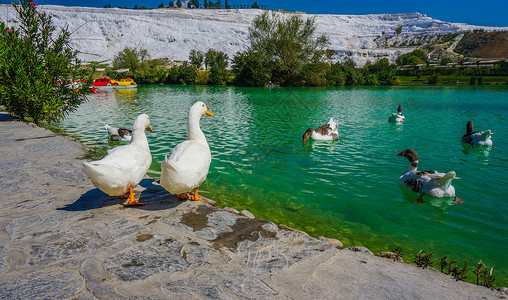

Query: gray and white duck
[
  {"left": 397, "top": 148, "right": 462, "bottom": 204},
  {"left": 302, "top": 118, "right": 339, "bottom": 143},
  {"left": 388, "top": 105, "right": 405, "bottom": 123},
  {"left": 461, "top": 121, "right": 492, "bottom": 147},
  {"left": 105, "top": 124, "right": 132, "bottom": 142}
]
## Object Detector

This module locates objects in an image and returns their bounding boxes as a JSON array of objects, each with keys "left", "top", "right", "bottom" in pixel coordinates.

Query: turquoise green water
[{"left": 60, "top": 85, "right": 508, "bottom": 285}]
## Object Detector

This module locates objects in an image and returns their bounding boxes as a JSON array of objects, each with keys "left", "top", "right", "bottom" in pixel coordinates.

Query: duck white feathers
[
  {"left": 461, "top": 121, "right": 493, "bottom": 147},
  {"left": 160, "top": 102, "right": 214, "bottom": 203},
  {"left": 388, "top": 105, "right": 405, "bottom": 123},
  {"left": 397, "top": 148, "right": 461, "bottom": 203},
  {"left": 302, "top": 118, "right": 339, "bottom": 143},
  {"left": 105, "top": 124, "right": 132, "bottom": 142},
  {"left": 83, "top": 114, "right": 153, "bottom": 206}
]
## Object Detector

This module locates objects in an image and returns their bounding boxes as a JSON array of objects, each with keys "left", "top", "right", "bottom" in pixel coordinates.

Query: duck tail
[
  {"left": 329, "top": 117, "right": 338, "bottom": 132},
  {"left": 480, "top": 130, "right": 492, "bottom": 141},
  {"left": 439, "top": 171, "right": 456, "bottom": 189}
]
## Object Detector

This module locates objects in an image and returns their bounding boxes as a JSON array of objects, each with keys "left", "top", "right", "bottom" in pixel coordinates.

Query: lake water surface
[{"left": 60, "top": 85, "right": 508, "bottom": 285}]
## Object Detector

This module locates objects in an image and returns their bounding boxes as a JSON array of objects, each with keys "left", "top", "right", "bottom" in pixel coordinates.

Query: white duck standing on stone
[
  {"left": 83, "top": 114, "right": 153, "bottom": 206},
  {"left": 302, "top": 118, "right": 339, "bottom": 143},
  {"left": 461, "top": 120, "right": 493, "bottom": 147},
  {"left": 105, "top": 124, "right": 132, "bottom": 142},
  {"left": 397, "top": 148, "right": 462, "bottom": 204},
  {"left": 160, "top": 102, "right": 214, "bottom": 203},
  {"left": 388, "top": 105, "right": 405, "bottom": 123}
]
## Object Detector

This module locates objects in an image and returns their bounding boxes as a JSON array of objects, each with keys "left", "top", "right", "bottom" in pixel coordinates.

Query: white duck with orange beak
[
  {"left": 160, "top": 102, "right": 214, "bottom": 203},
  {"left": 83, "top": 114, "right": 153, "bottom": 206}
]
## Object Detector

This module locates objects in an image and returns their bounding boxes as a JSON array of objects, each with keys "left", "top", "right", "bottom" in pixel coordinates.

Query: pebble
[
  {"left": 318, "top": 236, "right": 343, "bottom": 249},
  {"left": 223, "top": 207, "right": 240, "bottom": 214},
  {"left": 240, "top": 210, "right": 255, "bottom": 219}
]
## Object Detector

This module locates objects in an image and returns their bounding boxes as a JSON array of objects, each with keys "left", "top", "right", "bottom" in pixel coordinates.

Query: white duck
[
  {"left": 461, "top": 121, "right": 493, "bottom": 147},
  {"left": 83, "top": 114, "right": 153, "bottom": 206},
  {"left": 105, "top": 124, "right": 132, "bottom": 142},
  {"left": 388, "top": 105, "right": 405, "bottom": 123},
  {"left": 302, "top": 118, "right": 339, "bottom": 143},
  {"left": 397, "top": 148, "right": 462, "bottom": 204},
  {"left": 160, "top": 102, "right": 214, "bottom": 203}
]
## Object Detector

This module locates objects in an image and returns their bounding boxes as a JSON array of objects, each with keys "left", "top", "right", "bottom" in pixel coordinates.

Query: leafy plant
[
  {"left": 0, "top": 0, "right": 93, "bottom": 125},
  {"left": 474, "top": 260, "right": 496, "bottom": 288},
  {"left": 413, "top": 250, "right": 433, "bottom": 269},
  {"left": 439, "top": 256, "right": 448, "bottom": 272}
]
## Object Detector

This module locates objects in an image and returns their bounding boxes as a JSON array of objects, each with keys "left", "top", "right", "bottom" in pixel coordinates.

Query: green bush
[
  {"left": 0, "top": 0, "right": 92, "bottom": 125},
  {"left": 232, "top": 50, "right": 270, "bottom": 87}
]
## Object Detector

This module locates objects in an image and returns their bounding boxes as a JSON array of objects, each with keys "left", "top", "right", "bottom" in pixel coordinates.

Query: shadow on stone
[
  {"left": 0, "top": 112, "right": 16, "bottom": 122},
  {"left": 57, "top": 188, "right": 119, "bottom": 211}
]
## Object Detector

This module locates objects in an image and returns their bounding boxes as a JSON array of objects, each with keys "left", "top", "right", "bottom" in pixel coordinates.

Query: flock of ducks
[
  {"left": 300, "top": 105, "right": 493, "bottom": 204},
  {"left": 82, "top": 102, "right": 494, "bottom": 207}
]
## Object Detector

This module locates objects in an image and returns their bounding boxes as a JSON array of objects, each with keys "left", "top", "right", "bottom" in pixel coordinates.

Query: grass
[{"left": 82, "top": 143, "right": 109, "bottom": 160}]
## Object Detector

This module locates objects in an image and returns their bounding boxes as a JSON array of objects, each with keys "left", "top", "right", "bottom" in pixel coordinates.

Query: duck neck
[
  {"left": 131, "top": 128, "right": 149, "bottom": 150},
  {"left": 187, "top": 111, "right": 208, "bottom": 146},
  {"left": 407, "top": 160, "right": 418, "bottom": 172}
]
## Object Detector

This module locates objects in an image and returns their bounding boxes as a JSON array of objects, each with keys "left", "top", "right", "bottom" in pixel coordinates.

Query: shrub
[
  {"left": 232, "top": 50, "right": 270, "bottom": 86},
  {"left": 248, "top": 11, "right": 329, "bottom": 86},
  {"left": 0, "top": 0, "right": 92, "bottom": 125}
]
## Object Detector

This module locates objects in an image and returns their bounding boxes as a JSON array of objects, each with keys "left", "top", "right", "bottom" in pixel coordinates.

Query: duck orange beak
[
  {"left": 206, "top": 109, "right": 214, "bottom": 116},
  {"left": 396, "top": 151, "right": 404, "bottom": 156},
  {"left": 303, "top": 138, "right": 307, "bottom": 143},
  {"left": 147, "top": 126, "right": 153, "bottom": 132}
]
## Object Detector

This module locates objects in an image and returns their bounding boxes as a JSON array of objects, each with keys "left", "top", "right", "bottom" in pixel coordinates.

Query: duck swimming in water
[
  {"left": 105, "top": 124, "right": 132, "bottom": 142},
  {"left": 397, "top": 148, "right": 462, "bottom": 204},
  {"left": 388, "top": 105, "right": 405, "bottom": 123},
  {"left": 461, "top": 120, "right": 492, "bottom": 147},
  {"left": 302, "top": 118, "right": 339, "bottom": 143}
]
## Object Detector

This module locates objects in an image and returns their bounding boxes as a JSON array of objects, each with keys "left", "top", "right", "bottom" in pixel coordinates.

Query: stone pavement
[{"left": 0, "top": 113, "right": 505, "bottom": 299}]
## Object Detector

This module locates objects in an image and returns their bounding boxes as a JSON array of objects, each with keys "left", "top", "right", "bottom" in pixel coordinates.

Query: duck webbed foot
[
  {"left": 177, "top": 193, "right": 191, "bottom": 200},
  {"left": 122, "top": 186, "right": 147, "bottom": 207},
  {"left": 453, "top": 196, "right": 465, "bottom": 204},
  {"left": 413, "top": 194, "right": 426, "bottom": 204},
  {"left": 189, "top": 187, "right": 207, "bottom": 204}
]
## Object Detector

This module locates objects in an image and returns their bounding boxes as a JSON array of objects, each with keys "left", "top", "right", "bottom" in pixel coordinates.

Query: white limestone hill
[{"left": 1, "top": 5, "right": 506, "bottom": 66}]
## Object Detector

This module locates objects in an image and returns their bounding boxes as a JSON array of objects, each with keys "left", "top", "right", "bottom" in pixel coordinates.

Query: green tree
[
  {"left": 251, "top": 1, "right": 259, "bottom": 8},
  {"left": 396, "top": 49, "right": 428, "bottom": 66},
  {"left": 158, "top": 2, "right": 164, "bottom": 8},
  {"left": 407, "top": 55, "right": 425, "bottom": 66},
  {"left": 224, "top": 0, "right": 230, "bottom": 8},
  {"left": 232, "top": 50, "right": 271, "bottom": 86},
  {"left": 190, "top": 0, "right": 199, "bottom": 8},
  {"left": 248, "top": 11, "right": 329, "bottom": 86},
  {"left": 168, "top": 1, "right": 173, "bottom": 7},
  {"left": 440, "top": 57, "right": 454, "bottom": 65},
  {"left": 395, "top": 25, "right": 402, "bottom": 35},
  {"left": 112, "top": 47, "right": 149, "bottom": 71},
  {"left": 205, "top": 49, "right": 230, "bottom": 85},
  {"left": 176, "top": 0, "right": 182, "bottom": 7},
  {"left": 214, "top": 0, "right": 221, "bottom": 8},
  {"left": 189, "top": 50, "right": 205, "bottom": 69},
  {"left": 0, "top": 0, "right": 92, "bottom": 125}
]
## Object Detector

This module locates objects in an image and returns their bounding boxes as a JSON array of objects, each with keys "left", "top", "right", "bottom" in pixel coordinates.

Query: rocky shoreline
[{"left": 0, "top": 112, "right": 505, "bottom": 299}]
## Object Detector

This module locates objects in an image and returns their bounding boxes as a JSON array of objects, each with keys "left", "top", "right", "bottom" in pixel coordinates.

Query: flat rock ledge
[{"left": 0, "top": 113, "right": 505, "bottom": 299}]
